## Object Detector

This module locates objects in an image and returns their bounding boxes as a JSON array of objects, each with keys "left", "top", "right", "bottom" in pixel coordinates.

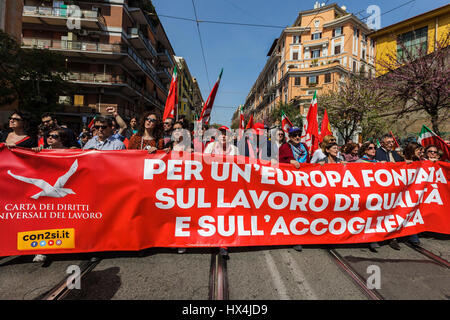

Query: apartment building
[
  {"left": 370, "top": 4, "right": 450, "bottom": 76},
  {"left": 174, "top": 56, "right": 203, "bottom": 123},
  {"left": 20, "top": 0, "right": 175, "bottom": 131},
  {"left": 242, "top": 2, "right": 374, "bottom": 125},
  {"left": 0, "top": 0, "right": 24, "bottom": 40},
  {"left": 368, "top": 4, "right": 450, "bottom": 135}
]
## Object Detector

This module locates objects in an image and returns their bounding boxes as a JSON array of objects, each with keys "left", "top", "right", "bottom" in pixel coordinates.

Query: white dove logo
[{"left": 7, "top": 160, "right": 78, "bottom": 199}]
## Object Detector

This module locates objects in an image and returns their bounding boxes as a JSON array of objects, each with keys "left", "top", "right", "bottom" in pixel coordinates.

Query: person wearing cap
[
  {"left": 237, "top": 122, "right": 278, "bottom": 163},
  {"left": 278, "top": 126, "right": 309, "bottom": 169},
  {"left": 278, "top": 126, "right": 308, "bottom": 252},
  {"left": 204, "top": 125, "right": 238, "bottom": 155}
]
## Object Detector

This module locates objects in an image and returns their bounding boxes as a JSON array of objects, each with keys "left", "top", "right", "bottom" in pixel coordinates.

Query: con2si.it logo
[
  {"left": 8, "top": 160, "right": 78, "bottom": 199},
  {"left": 17, "top": 228, "right": 75, "bottom": 250}
]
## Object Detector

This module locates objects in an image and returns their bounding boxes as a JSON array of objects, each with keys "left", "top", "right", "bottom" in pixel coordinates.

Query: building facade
[
  {"left": 241, "top": 2, "right": 374, "bottom": 126},
  {"left": 0, "top": 0, "right": 24, "bottom": 40},
  {"left": 370, "top": 4, "right": 450, "bottom": 76},
  {"left": 19, "top": 0, "right": 175, "bottom": 131},
  {"left": 174, "top": 56, "right": 203, "bottom": 123},
  {"left": 369, "top": 4, "right": 450, "bottom": 136}
]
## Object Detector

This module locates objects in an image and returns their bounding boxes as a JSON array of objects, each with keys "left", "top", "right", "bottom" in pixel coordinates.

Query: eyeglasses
[
  {"left": 41, "top": 119, "right": 52, "bottom": 124},
  {"left": 94, "top": 125, "right": 108, "bottom": 130},
  {"left": 48, "top": 134, "right": 60, "bottom": 139},
  {"left": 427, "top": 150, "right": 437, "bottom": 154},
  {"left": 367, "top": 146, "right": 376, "bottom": 150},
  {"left": 146, "top": 118, "right": 157, "bottom": 122},
  {"left": 290, "top": 133, "right": 301, "bottom": 138},
  {"left": 163, "top": 122, "right": 172, "bottom": 125},
  {"left": 9, "top": 117, "right": 23, "bottom": 122}
]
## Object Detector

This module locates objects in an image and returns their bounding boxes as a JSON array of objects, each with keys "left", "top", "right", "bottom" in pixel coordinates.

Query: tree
[
  {"left": 269, "top": 101, "right": 303, "bottom": 128},
  {"left": 372, "top": 31, "right": 450, "bottom": 135},
  {"left": 0, "top": 30, "right": 71, "bottom": 119},
  {"left": 318, "top": 74, "right": 393, "bottom": 143}
]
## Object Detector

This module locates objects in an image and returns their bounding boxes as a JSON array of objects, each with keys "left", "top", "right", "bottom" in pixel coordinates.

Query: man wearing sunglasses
[
  {"left": 83, "top": 117, "right": 126, "bottom": 150},
  {"left": 41, "top": 113, "right": 79, "bottom": 148}
]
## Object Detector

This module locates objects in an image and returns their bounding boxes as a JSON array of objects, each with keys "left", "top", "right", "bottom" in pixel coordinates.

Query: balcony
[
  {"left": 157, "top": 68, "right": 171, "bottom": 84},
  {"left": 22, "top": 5, "right": 106, "bottom": 30},
  {"left": 22, "top": 38, "right": 125, "bottom": 60},
  {"left": 22, "top": 37, "right": 168, "bottom": 96},
  {"left": 128, "top": 28, "right": 157, "bottom": 59},
  {"left": 157, "top": 49, "right": 175, "bottom": 68},
  {"left": 127, "top": 4, "right": 157, "bottom": 36},
  {"left": 63, "top": 72, "right": 164, "bottom": 110}
]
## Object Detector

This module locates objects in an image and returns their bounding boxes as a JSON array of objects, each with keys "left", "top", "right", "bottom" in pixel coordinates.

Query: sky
[{"left": 151, "top": 0, "right": 449, "bottom": 127}]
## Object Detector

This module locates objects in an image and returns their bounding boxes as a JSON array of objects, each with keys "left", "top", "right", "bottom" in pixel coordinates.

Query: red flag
[
  {"left": 390, "top": 131, "right": 400, "bottom": 149},
  {"left": 199, "top": 69, "right": 223, "bottom": 125},
  {"left": 281, "top": 111, "right": 293, "bottom": 134},
  {"left": 246, "top": 114, "right": 254, "bottom": 129},
  {"left": 87, "top": 115, "right": 96, "bottom": 129},
  {"left": 163, "top": 66, "right": 178, "bottom": 121},
  {"left": 320, "top": 108, "right": 332, "bottom": 142}
]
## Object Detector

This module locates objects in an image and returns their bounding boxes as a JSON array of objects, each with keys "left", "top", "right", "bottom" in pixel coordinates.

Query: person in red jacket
[
  {"left": 278, "top": 126, "right": 309, "bottom": 168},
  {"left": 278, "top": 126, "right": 308, "bottom": 252}
]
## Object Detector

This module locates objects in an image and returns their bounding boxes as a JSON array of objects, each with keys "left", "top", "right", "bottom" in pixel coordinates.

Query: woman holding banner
[
  {"left": 278, "top": 126, "right": 308, "bottom": 252},
  {"left": 128, "top": 112, "right": 163, "bottom": 153},
  {"left": 1, "top": 110, "right": 37, "bottom": 149}
]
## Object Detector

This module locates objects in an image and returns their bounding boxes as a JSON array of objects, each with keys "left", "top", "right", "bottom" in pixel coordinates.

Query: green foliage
[
  {"left": 0, "top": 30, "right": 72, "bottom": 119},
  {"left": 269, "top": 101, "right": 303, "bottom": 128},
  {"left": 318, "top": 74, "right": 393, "bottom": 142}
]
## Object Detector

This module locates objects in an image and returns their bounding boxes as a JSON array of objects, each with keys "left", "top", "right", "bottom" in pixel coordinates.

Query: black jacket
[{"left": 375, "top": 147, "right": 404, "bottom": 162}]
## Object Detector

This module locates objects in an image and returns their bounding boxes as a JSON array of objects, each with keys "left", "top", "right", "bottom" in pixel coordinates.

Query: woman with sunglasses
[
  {"left": 356, "top": 141, "right": 378, "bottom": 163},
  {"left": 1, "top": 110, "right": 37, "bottom": 149},
  {"left": 278, "top": 126, "right": 308, "bottom": 252},
  {"left": 423, "top": 145, "right": 441, "bottom": 161},
  {"left": 128, "top": 112, "right": 163, "bottom": 153},
  {"left": 278, "top": 127, "right": 308, "bottom": 169},
  {"left": 30, "top": 128, "right": 70, "bottom": 262}
]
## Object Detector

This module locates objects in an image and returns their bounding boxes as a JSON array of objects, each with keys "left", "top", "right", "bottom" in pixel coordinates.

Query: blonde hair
[{"left": 320, "top": 135, "right": 336, "bottom": 150}]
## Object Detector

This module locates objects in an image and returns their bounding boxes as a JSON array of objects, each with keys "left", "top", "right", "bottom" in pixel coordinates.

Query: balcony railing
[
  {"left": 63, "top": 72, "right": 164, "bottom": 109},
  {"left": 22, "top": 38, "right": 125, "bottom": 54},
  {"left": 22, "top": 37, "right": 168, "bottom": 96},
  {"left": 128, "top": 28, "right": 157, "bottom": 57},
  {"left": 23, "top": 5, "right": 106, "bottom": 27}
]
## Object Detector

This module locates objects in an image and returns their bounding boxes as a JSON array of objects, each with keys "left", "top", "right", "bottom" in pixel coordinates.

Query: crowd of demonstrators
[{"left": 2, "top": 107, "right": 449, "bottom": 260}]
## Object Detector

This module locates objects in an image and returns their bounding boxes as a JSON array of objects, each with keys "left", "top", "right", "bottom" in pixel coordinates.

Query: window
[
  {"left": 324, "top": 73, "right": 331, "bottom": 83},
  {"left": 293, "top": 35, "right": 300, "bottom": 44},
  {"left": 311, "top": 32, "right": 322, "bottom": 40},
  {"left": 397, "top": 26, "right": 428, "bottom": 60},
  {"left": 307, "top": 76, "right": 317, "bottom": 84},
  {"left": 334, "top": 45, "right": 341, "bottom": 55},
  {"left": 361, "top": 48, "right": 366, "bottom": 60},
  {"left": 292, "top": 51, "right": 299, "bottom": 60},
  {"left": 312, "top": 49, "right": 321, "bottom": 58},
  {"left": 333, "top": 27, "right": 343, "bottom": 37},
  {"left": 295, "top": 77, "right": 301, "bottom": 86}
]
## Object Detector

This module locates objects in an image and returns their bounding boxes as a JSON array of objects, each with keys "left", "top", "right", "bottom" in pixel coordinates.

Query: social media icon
[
  {"left": 56, "top": 240, "right": 62, "bottom": 246},
  {"left": 31, "top": 241, "right": 38, "bottom": 247},
  {"left": 48, "top": 240, "right": 54, "bottom": 246},
  {"left": 40, "top": 241, "right": 46, "bottom": 247}
]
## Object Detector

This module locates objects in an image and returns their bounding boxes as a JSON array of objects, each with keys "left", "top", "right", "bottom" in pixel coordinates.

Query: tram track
[
  {"left": 37, "top": 257, "right": 101, "bottom": 300},
  {"left": 208, "top": 251, "right": 229, "bottom": 300},
  {"left": 404, "top": 243, "right": 450, "bottom": 268},
  {"left": 327, "top": 248, "right": 385, "bottom": 300}
]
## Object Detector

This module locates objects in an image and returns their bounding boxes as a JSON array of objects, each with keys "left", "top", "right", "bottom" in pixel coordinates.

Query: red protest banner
[{"left": 0, "top": 143, "right": 449, "bottom": 257}]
